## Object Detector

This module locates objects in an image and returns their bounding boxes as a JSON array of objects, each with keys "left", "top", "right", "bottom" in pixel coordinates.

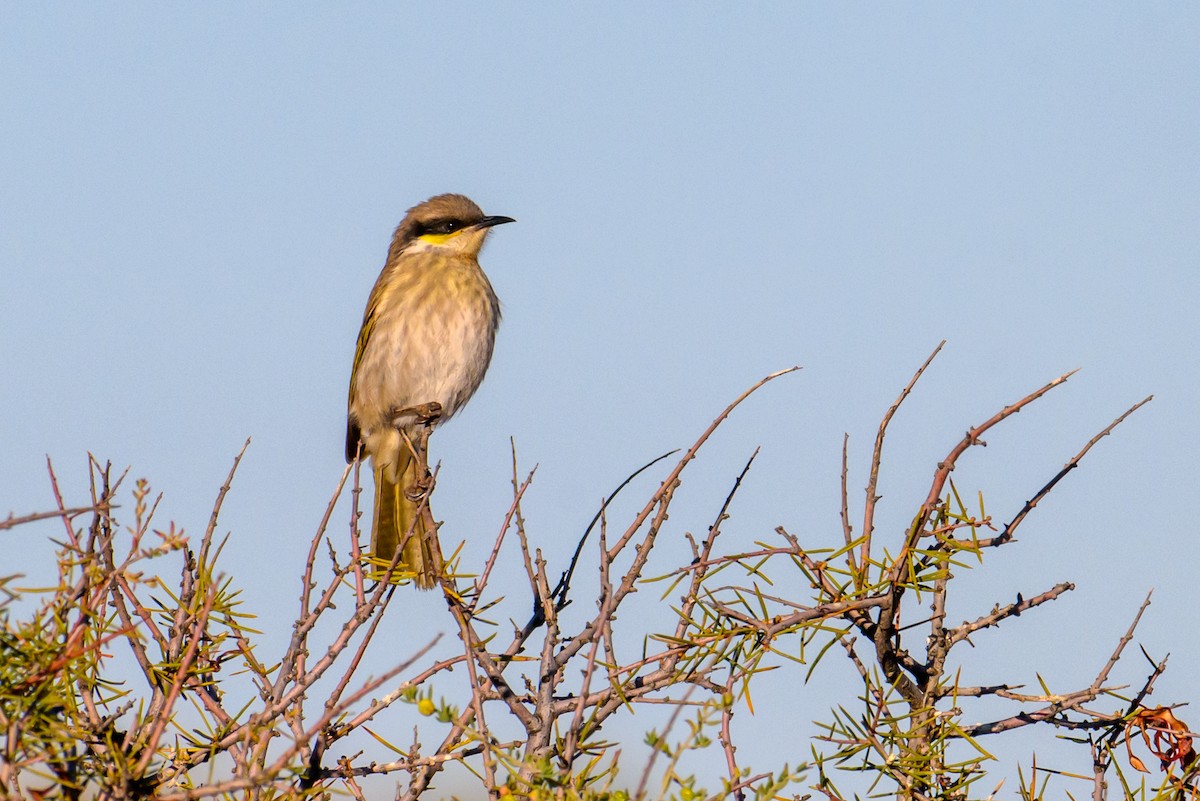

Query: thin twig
[
  {"left": 862, "top": 341, "right": 944, "bottom": 583},
  {"left": 995, "top": 396, "right": 1153, "bottom": 545}
]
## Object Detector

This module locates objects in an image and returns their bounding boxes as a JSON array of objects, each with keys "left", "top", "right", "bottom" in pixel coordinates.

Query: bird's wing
[{"left": 345, "top": 301, "right": 379, "bottom": 463}]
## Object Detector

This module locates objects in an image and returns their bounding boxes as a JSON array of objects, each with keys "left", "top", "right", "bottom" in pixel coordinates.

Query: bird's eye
[{"left": 428, "top": 219, "right": 461, "bottom": 235}]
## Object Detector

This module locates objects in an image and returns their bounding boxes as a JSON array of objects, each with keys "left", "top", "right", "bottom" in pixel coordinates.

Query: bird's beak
[{"left": 475, "top": 215, "right": 516, "bottom": 230}]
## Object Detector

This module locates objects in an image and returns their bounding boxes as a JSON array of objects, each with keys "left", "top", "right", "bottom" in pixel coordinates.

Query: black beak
[{"left": 476, "top": 215, "right": 516, "bottom": 229}]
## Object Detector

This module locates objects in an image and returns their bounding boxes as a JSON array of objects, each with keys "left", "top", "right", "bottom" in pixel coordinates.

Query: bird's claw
[
  {"left": 404, "top": 472, "right": 434, "bottom": 502},
  {"left": 388, "top": 401, "right": 443, "bottom": 428}
]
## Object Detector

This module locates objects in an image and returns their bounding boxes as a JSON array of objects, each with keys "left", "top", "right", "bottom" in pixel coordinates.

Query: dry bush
[{"left": 2, "top": 345, "right": 1192, "bottom": 801}]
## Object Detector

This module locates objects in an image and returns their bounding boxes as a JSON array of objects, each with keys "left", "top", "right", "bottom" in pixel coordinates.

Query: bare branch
[
  {"left": 994, "top": 395, "right": 1153, "bottom": 546},
  {"left": 862, "top": 341, "right": 944, "bottom": 582},
  {"left": 947, "top": 582, "right": 1076, "bottom": 648}
]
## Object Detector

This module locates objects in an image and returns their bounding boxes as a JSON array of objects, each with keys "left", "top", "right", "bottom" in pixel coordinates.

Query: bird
[{"left": 345, "top": 193, "right": 513, "bottom": 589}]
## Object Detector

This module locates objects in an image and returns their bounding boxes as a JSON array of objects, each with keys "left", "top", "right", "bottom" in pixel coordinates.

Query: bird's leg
[
  {"left": 392, "top": 429, "right": 432, "bottom": 505},
  {"left": 411, "top": 404, "right": 440, "bottom": 498},
  {"left": 392, "top": 404, "right": 444, "bottom": 577},
  {"left": 389, "top": 401, "right": 443, "bottom": 500}
]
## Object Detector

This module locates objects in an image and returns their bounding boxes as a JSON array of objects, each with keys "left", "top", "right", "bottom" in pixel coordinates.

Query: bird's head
[{"left": 389, "top": 193, "right": 514, "bottom": 260}]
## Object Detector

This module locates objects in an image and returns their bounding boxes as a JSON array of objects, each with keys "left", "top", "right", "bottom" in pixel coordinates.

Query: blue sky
[{"left": 2, "top": 5, "right": 1197, "bottom": 797}]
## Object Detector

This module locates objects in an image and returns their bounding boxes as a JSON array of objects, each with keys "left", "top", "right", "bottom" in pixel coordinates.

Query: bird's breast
[{"left": 350, "top": 259, "right": 500, "bottom": 434}]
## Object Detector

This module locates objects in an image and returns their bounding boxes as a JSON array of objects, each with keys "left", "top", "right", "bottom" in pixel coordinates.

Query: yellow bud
[{"left": 417, "top": 698, "right": 436, "bottom": 716}]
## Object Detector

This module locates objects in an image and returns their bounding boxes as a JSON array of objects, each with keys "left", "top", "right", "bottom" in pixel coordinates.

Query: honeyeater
[{"left": 345, "top": 193, "right": 512, "bottom": 589}]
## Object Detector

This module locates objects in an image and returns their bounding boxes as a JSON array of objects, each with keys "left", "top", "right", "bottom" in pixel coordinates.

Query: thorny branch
[
  {"left": 1, "top": 356, "right": 1180, "bottom": 801},
  {"left": 788, "top": 353, "right": 1163, "bottom": 800}
]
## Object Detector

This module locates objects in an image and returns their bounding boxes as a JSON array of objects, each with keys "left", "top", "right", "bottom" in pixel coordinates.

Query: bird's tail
[{"left": 372, "top": 452, "right": 441, "bottom": 590}]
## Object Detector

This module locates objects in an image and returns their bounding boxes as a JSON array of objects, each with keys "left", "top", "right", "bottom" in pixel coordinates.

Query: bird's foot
[
  {"left": 388, "top": 401, "right": 443, "bottom": 428},
  {"left": 404, "top": 471, "right": 435, "bottom": 502},
  {"left": 413, "top": 401, "right": 443, "bottom": 426}
]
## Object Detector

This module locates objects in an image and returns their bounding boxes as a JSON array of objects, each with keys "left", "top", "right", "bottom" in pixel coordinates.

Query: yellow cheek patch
[{"left": 417, "top": 231, "right": 463, "bottom": 246}]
